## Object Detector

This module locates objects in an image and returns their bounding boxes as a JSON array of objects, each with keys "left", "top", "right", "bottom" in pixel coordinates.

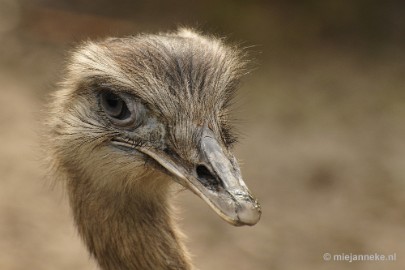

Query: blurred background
[{"left": 0, "top": 0, "right": 404, "bottom": 269}]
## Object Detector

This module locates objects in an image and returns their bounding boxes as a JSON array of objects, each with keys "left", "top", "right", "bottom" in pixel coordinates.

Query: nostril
[
  {"left": 196, "top": 164, "right": 212, "bottom": 178},
  {"left": 196, "top": 164, "right": 221, "bottom": 188}
]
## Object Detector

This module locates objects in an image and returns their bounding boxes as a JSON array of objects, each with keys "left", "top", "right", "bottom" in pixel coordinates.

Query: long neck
[{"left": 66, "top": 173, "right": 192, "bottom": 270}]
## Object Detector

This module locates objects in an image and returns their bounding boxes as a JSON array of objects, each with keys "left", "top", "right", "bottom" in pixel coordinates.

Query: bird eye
[
  {"left": 100, "top": 91, "right": 135, "bottom": 126},
  {"left": 101, "top": 92, "right": 130, "bottom": 119}
]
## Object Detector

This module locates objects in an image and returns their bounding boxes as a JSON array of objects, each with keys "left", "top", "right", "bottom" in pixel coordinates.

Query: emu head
[{"left": 49, "top": 29, "right": 261, "bottom": 226}]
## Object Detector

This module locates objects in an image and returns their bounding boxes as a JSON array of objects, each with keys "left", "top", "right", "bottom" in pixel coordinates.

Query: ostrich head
[{"left": 49, "top": 29, "right": 261, "bottom": 227}]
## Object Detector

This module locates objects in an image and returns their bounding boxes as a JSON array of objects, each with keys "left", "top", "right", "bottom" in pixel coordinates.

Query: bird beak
[{"left": 137, "top": 126, "right": 261, "bottom": 226}]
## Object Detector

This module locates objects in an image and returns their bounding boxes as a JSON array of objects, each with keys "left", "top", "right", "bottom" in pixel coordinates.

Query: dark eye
[
  {"left": 100, "top": 91, "right": 137, "bottom": 126},
  {"left": 101, "top": 91, "right": 130, "bottom": 119}
]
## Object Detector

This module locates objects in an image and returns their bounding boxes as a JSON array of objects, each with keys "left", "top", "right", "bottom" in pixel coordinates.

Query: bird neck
[{"left": 66, "top": 172, "right": 192, "bottom": 270}]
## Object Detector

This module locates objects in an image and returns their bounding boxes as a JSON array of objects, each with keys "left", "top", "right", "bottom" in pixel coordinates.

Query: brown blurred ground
[{"left": 1, "top": 1, "right": 405, "bottom": 269}]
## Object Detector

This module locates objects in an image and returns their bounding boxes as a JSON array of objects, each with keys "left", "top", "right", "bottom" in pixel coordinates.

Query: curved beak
[{"left": 136, "top": 127, "right": 261, "bottom": 226}]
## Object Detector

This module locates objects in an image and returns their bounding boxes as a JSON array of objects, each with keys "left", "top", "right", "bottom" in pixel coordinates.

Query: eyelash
[{"left": 221, "top": 124, "right": 238, "bottom": 146}]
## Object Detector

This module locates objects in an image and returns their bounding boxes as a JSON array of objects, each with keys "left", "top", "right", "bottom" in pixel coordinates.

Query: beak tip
[{"left": 236, "top": 204, "right": 261, "bottom": 226}]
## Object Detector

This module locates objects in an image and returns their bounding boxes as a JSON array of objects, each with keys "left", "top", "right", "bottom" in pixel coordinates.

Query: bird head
[{"left": 49, "top": 29, "right": 261, "bottom": 226}]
